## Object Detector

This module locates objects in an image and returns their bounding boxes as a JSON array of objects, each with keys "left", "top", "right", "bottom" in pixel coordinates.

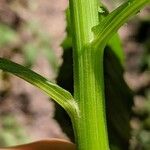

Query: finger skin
[{"left": 0, "top": 139, "right": 76, "bottom": 150}]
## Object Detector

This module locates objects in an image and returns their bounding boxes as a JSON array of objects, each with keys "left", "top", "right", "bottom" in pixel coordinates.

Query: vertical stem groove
[{"left": 69, "top": 0, "right": 110, "bottom": 149}]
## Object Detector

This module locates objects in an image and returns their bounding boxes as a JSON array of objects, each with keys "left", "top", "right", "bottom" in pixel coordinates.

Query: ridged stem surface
[{"left": 69, "top": 0, "right": 110, "bottom": 149}]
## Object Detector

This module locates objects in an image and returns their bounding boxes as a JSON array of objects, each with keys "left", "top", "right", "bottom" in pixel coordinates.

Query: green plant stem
[
  {"left": 93, "top": 0, "right": 150, "bottom": 48},
  {"left": 69, "top": 0, "right": 109, "bottom": 149}
]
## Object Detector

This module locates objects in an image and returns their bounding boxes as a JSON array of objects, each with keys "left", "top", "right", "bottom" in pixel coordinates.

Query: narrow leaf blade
[
  {"left": 93, "top": 0, "right": 150, "bottom": 47},
  {"left": 0, "top": 58, "right": 78, "bottom": 117}
]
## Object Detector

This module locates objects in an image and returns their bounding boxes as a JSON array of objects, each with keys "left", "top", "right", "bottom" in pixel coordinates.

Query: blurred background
[{"left": 0, "top": 0, "right": 149, "bottom": 150}]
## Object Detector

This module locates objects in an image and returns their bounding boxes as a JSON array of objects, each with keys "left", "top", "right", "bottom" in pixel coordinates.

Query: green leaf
[
  {"left": 108, "top": 33, "right": 125, "bottom": 65},
  {"left": 0, "top": 58, "right": 78, "bottom": 118},
  {"left": 92, "top": 0, "right": 150, "bottom": 48}
]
